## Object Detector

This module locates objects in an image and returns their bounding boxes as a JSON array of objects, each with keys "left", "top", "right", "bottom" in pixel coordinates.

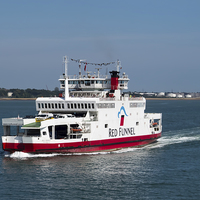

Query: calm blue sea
[{"left": 0, "top": 100, "right": 200, "bottom": 200}]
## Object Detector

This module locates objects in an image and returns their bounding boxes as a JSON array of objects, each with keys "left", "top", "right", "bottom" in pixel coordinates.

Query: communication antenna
[
  {"left": 95, "top": 68, "right": 102, "bottom": 78},
  {"left": 78, "top": 59, "right": 86, "bottom": 78},
  {"left": 116, "top": 59, "right": 121, "bottom": 72}
]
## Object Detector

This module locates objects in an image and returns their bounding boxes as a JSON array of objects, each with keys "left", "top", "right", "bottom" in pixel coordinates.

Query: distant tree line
[{"left": 0, "top": 87, "right": 61, "bottom": 98}]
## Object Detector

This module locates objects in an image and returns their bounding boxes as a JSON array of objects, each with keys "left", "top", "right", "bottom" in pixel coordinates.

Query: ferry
[{"left": 2, "top": 56, "right": 162, "bottom": 153}]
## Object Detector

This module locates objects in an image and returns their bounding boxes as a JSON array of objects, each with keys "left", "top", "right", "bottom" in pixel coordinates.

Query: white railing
[
  {"left": 60, "top": 74, "right": 129, "bottom": 80},
  {"left": 128, "top": 97, "right": 143, "bottom": 101},
  {"left": 144, "top": 113, "right": 162, "bottom": 119},
  {"left": 99, "top": 98, "right": 116, "bottom": 101}
]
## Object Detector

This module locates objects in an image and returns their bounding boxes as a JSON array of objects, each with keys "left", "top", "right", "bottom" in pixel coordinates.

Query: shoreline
[
  {"left": 146, "top": 97, "right": 200, "bottom": 100},
  {"left": 0, "top": 98, "right": 36, "bottom": 100},
  {"left": 1, "top": 97, "right": 200, "bottom": 101}
]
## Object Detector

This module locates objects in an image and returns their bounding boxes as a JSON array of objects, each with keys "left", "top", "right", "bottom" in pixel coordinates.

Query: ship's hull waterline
[{"left": 3, "top": 133, "right": 161, "bottom": 154}]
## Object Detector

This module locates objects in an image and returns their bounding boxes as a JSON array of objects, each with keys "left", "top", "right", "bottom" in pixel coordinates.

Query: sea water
[{"left": 0, "top": 100, "right": 200, "bottom": 200}]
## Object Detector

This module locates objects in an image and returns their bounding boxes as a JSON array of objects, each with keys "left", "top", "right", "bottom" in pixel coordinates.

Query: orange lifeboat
[{"left": 72, "top": 128, "right": 82, "bottom": 132}]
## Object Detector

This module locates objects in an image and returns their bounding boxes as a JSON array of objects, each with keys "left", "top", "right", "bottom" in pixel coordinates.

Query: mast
[
  {"left": 116, "top": 59, "right": 121, "bottom": 72},
  {"left": 95, "top": 68, "right": 102, "bottom": 78},
  {"left": 63, "top": 56, "right": 69, "bottom": 99},
  {"left": 78, "top": 59, "right": 81, "bottom": 78}
]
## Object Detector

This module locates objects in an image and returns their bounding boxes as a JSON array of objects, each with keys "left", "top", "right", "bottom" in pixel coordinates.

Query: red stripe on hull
[{"left": 3, "top": 132, "right": 161, "bottom": 154}]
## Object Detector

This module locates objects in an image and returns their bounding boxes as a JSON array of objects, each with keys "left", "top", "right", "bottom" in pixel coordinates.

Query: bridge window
[
  {"left": 81, "top": 103, "right": 84, "bottom": 109},
  {"left": 55, "top": 103, "right": 57, "bottom": 109},
  {"left": 85, "top": 80, "right": 90, "bottom": 86},
  {"left": 45, "top": 103, "right": 47, "bottom": 109},
  {"left": 78, "top": 103, "right": 80, "bottom": 109},
  {"left": 52, "top": 103, "right": 54, "bottom": 109},
  {"left": 38, "top": 103, "right": 40, "bottom": 109},
  {"left": 41, "top": 103, "right": 44, "bottom": 108}
]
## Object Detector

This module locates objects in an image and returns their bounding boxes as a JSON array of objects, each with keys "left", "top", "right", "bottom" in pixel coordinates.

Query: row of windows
[
  {"left": 38, "top": 103, "right": 65, "bottom": 109},
  {"left": 37, "top": 102, "right": 95, "bottom": 110},
  {"left": 61, "top": 80, "right": 127, "bottom": 86},
  {"left": 66, "top": 80, "right": 126, "bottom": 85},
  {"left": 96, "top": 103, "right": 115, "bottom": 109},
  {"left": 68, "top": 80, "right": 110, "bottom": 85},
  {"left": 130, "top": 103, "right": 145, "bottom": 108},
  {"left": 38, "top": 102, "right": 144, "bottom": 110},
  {"left": 67, "top": 103, "right": 95, "bottom": 109}
]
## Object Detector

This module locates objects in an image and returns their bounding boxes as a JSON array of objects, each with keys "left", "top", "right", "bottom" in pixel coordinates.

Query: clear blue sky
[{"left": 0, "top": 0, "right": 200, "bottom": 92}]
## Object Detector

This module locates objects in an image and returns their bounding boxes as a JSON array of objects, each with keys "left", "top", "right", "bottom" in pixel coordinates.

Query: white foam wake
[
  {"left": 4, "top": 150, "right": 112, "bottom": 159},
  {"left": 4, "top": 151, "right": 61, "bottom": 159},
  {"left": 4, "top": 148, "right": 138, "bottom": 159},
  {"left": 145, "top": 128, "right": 200, "bottom": 149}
]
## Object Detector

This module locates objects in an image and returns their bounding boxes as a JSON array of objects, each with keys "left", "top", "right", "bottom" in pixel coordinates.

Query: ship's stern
[{"left": 2, "top": 135, "right": 24, "bottom": 153}]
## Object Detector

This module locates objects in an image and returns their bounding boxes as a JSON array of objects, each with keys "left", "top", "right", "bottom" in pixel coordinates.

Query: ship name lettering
[
  {"left": 119, "top": 127, "right": 135, "bottom": 136},
  {"left": 109, "top": 127, "right": 135, "bottom": 137},
  {"left": 109, "top": 128, "right": 118, "bottom": 137}
]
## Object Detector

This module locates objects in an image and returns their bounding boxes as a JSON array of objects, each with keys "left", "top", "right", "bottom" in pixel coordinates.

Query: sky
[{"left": 0, "top": 0, "right": 200, "bottom": 92}]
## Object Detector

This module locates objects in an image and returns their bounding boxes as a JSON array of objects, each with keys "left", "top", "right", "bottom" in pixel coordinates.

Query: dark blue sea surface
[{"left": 0, "top": 100, "right": 200, "bottom": 200}]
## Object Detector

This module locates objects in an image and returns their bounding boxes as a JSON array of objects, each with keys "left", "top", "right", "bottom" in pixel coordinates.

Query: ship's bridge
[{"left": 59, "top": 72, "right": 129, "bottom": 91}]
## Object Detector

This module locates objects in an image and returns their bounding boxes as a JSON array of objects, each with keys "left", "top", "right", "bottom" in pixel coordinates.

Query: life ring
[{"left": 153, "top": 122, "right": 157, "bottom": 126}]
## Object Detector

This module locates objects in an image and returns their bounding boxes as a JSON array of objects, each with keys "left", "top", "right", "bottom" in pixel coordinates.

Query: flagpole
[{"left": 63, "top": 56, "right": 69, "bottom": 99}]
